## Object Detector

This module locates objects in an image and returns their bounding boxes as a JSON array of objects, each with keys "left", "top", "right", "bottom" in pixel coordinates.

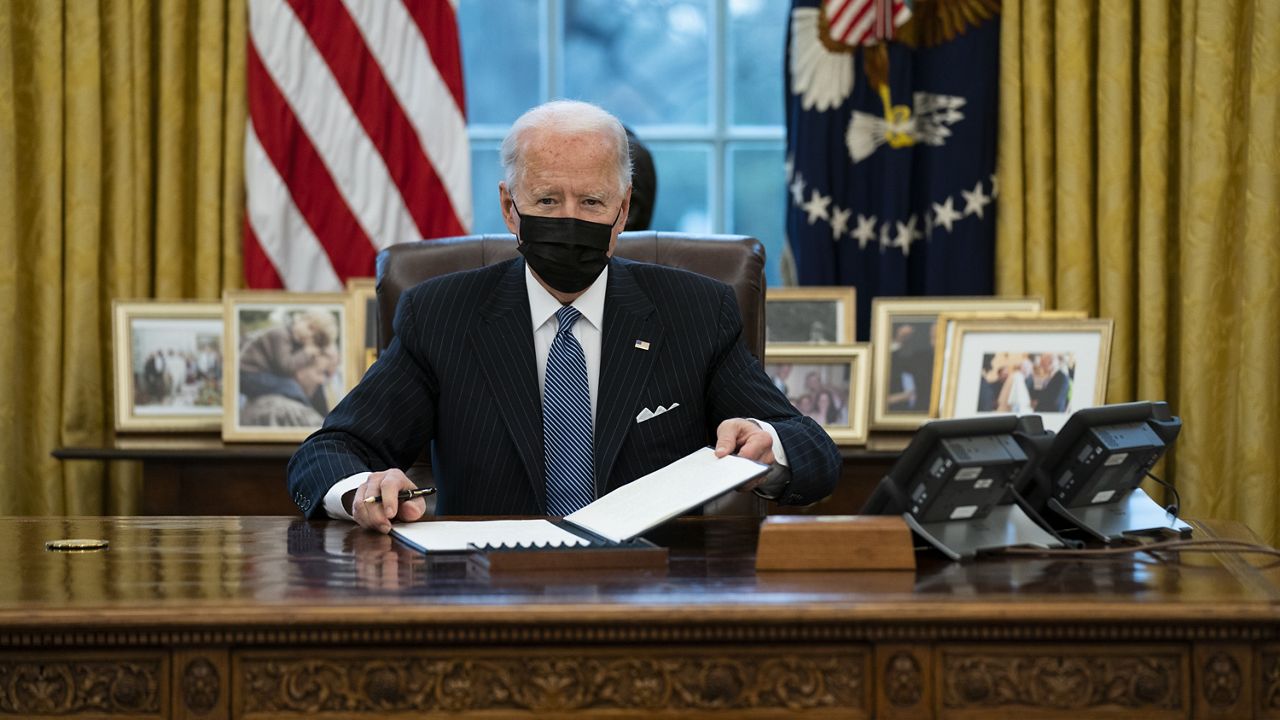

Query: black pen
[{"left": 362, "top": 487, "right": 437, "bottom": 504}]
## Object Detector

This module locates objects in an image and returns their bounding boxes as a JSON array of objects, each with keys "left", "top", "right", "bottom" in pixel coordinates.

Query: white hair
[{"left": 500, "top": 100, "right": 632, "bottom": 195}]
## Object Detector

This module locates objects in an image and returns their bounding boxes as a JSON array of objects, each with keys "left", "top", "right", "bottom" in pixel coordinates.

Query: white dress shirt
[{"left": 323, "top": 264, "right": 786, "bottom": 520}]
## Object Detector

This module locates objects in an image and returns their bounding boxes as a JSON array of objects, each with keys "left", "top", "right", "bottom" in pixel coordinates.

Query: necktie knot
[{"left": 555, "top": 306, "right": 582, "bottom": 335}]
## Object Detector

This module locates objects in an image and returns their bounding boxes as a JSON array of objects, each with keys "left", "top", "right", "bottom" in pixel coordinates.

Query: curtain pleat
[{"left": 1, "top": 0, "right": 71, "bottom": 515}]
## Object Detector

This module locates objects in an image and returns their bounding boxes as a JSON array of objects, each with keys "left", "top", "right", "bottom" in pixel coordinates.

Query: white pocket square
[{"left": 636, "top": 403, "right": 680, "bottom": 424}]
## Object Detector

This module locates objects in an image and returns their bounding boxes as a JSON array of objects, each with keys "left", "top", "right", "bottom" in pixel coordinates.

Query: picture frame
[
  {"left": 930, "top": 310, "right": 1088, "bottom": 418},
  {"left": 112, "top": 301, "right": 225, "bottom": 432},
  {"left": 763, "top": 344, "right": 871, "bottom": 445},
  {"left": 222, "top": 291, "right": 352, "bottom": 442},
  {"left": 937, "top": 318, "right": 1114, "bottom": 432},
  {"left": 347, "top": 277, "right": 379, "bottom": 382},
  {"left": 765, "top": 286, "right": 856, "bottom": 345},
  {"left": 869, "top": 297, "right": 1044, "bottom": 430}
]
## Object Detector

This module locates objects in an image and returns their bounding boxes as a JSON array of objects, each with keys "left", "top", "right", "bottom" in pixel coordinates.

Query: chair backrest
[{"left": 375, "top": 232, "right": 767, "bottom": 361}]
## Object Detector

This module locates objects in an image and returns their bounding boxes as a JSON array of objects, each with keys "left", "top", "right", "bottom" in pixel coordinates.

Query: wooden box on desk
[{"left": 755, "top": 515, "right": 915, "bottom": 571}]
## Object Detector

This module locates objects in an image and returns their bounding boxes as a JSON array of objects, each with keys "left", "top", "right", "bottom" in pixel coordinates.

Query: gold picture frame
[
  {"left": 765, "top": 286, "right": 856, "bottom": 345},
  {"left": 112, "top": 300, "right": 225, "bottom": 432},
  {"left": 763, "top": 344, "right": 871, "bottom": 445},
  {"left": 930, "top": 310, "right": 1088, "bottom": 418},
  {"left": 937, "top": 317, "right": 1114, "bottom": 432},
  {"left": 869, "top": 297, "right": 1044, "bottom": 430},
  {"left": 222, "top": 291, "right": 353, "bottom": 442},
  {"left": 347, "top": 277, "right": 378, "bottom": 382}
]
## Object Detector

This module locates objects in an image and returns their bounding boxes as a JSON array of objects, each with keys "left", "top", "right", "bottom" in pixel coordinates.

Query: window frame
[{"left": 462, "top": 0, "right": 786, "bottom": 272}]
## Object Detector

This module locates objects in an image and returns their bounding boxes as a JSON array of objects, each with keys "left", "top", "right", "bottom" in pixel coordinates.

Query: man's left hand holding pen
[{"left": 347, "top": 469, "right": 433, "bottom": 534}]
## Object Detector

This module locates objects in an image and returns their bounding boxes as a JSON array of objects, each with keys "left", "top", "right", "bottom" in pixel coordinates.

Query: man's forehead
[{"left": 524, "top": 128, "right": 617, "bottom": 165}]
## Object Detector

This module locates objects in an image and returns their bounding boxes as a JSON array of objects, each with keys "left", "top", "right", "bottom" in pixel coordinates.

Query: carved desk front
[{"left": 1, "top": 515, "right": 1278, "bottom": 719}]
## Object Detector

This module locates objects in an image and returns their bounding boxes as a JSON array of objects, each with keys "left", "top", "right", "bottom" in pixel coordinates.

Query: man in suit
[{"left": 287, "top": 100, "right": 841, "bottom": 533}]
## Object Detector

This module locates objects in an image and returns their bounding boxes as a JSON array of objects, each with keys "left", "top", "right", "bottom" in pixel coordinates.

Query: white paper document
[
  {"left": 389, "top": 447, "right": 768, "bottom": 553},
  {"left": 391, "top": 519, "right": 590, "bottom": 553},
  {"left": 565, "top": 447, "right": 767, "bottom": 543}
]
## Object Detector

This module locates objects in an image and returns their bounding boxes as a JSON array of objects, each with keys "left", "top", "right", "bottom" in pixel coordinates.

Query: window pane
[
  {"left": 729, "top": 143, "right": 786, "bottom": 285},
  {"left": 563, "top": 0, "right": 710, "bottom": 125},
  {"left": 728, "top": 0, "right": 788, "bottom": 126},
  {"left": 648, "top": 143, "right": 711, "bottom": 233},
  {"left": 458, "top": 0, "right": 541, "bottom": 125},
  {"left": 469, "top": 144, "right": 507, "bottom": 234}
]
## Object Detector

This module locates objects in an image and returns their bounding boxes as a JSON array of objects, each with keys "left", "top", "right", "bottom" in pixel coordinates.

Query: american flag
[
  {"left": 244, "top": 0, "right": 471, "bottom": 291},
  {"left": 823, "top": 0, "right": 910, "bottom": 46}
]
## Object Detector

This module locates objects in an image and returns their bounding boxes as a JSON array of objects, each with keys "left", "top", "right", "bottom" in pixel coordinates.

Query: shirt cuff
[
  {"left": 322, "top": 472, "right": 371, "bottom": 521},
  {"left": 750, "top": 419, "right": 789, "bottom": 467}
]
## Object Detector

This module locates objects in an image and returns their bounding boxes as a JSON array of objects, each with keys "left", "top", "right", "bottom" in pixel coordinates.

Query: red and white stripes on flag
[
  {"left": 822, "top": 0, "right": 910, "bottom": 46},
  {"left": 244, "top": 0, "right": 471, "bottom": 291}
]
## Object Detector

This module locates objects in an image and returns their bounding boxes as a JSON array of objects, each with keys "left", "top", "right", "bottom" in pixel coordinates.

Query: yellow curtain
[
  {"left": 998, "top": 0, "right": 1280, "bottom": 544},
  {"left": 0, "top": 0, "right": 247, "bottom": 514}
]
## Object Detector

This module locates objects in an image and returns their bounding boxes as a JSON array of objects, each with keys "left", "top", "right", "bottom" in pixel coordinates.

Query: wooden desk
[
  {"left": 3, "top": 515, "right": 1279, "bottom": 718},
  {"left": 53, "top": 438, "right": 899, "bottom": 516}
]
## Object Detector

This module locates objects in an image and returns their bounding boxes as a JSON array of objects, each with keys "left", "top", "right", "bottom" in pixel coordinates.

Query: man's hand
[
  {"left": 350, "top": 469, "right": 429, "bottom": 534},
  {"left": 715, "top": 418, "right": 776, "bottom": 492},
  {"left": 350, "top": 531, "right": 405, "bottom": 591}
]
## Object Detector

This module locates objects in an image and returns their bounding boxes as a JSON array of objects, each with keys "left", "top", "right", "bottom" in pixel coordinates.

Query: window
[{"left": 458, "top": 0, "right": 790, "bottom": 285}]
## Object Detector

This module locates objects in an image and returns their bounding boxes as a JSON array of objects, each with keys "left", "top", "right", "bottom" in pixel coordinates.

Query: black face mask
[{"left": 513, "top": 203, "right": 621, "bottom": 294}]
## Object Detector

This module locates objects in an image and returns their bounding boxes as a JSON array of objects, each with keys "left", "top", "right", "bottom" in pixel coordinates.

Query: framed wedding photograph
[
  {"left": 869, "top": 296, "right": 1043, "bottom": 430},
  {"left": 112, "top": 301, "right": 225, "bottom": 432},
  {"left": 930, "top": 310, "right": 1088, "bottom": 418},
  {"left": 764, "top": 345, "right": 871, "bottom": 445},
  {"left": 765, "top": 286, "right": 856, "bottom": 344},
  {"left": 222, "top": 291, "right": 352, "bottom": 442},
  {"left": 347, "top": 277, "right": 379, "bottom": 382},
  {"left": 937, "top": 318, "right": 1114, "bottom": 432}
]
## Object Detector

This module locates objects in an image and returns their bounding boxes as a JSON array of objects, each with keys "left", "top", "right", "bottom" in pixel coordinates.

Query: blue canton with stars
[{"left": 785, "top": 0, "right": 999, "bottom": 340}]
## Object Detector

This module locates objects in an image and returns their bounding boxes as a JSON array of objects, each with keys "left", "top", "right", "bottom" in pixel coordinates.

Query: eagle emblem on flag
[{"left": 791, "top": 0, "right": 998, "bottom": 163}]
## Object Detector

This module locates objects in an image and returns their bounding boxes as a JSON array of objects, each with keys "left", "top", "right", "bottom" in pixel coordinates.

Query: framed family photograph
[
  {"left": 222, "top": 292, "right": 352, "bottom": 442},
  {"left": 869, "top": 296, "right": 1044, "bottom": 430},
  {"left": 112, "top": 301, "right": 225, "bottom": 432},
  {"left": 937, "top": 318, "right": 1114, "bottom": 432},
  {"left": 347, "top": 277, "right": 379, "bottom": 382},
  {"left": 765, "top": 286, "right": 856, "bottom": 345},
  {"left": 764, "top": 345, "right": 871, "bottom": 445}
]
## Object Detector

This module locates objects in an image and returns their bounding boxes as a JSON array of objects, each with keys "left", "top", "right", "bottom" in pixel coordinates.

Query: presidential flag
[
  {"left": 785, "top": 0, "right": 1000, "bottom": 338},
  {"left": 244, "top": 0, "right": 472, "bottom": 290}
]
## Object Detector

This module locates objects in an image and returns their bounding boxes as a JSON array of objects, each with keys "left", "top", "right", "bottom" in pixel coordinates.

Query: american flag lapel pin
[{"left": 634, "top": 340, "right": 651, "bottom": 351}]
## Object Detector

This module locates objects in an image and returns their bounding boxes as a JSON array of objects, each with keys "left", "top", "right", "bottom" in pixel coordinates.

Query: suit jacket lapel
[
  {"left": 594, "top": 259, "right": 660, "bottom": 494},
  {"left": 468, "top": 260, "right": 547, "bottom": 511}
]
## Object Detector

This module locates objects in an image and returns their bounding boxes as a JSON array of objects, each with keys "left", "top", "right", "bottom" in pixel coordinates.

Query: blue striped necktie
[{"left": 543, "top": 306, "right": 594, "bottom": 515}]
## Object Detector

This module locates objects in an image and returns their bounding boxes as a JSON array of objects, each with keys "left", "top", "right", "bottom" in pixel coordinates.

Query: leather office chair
[
  {"left": 376, "top": 232, "right": 766, "bottom": 361},
  {"left": 374, "top": 231, "right": 769, "bottom": 515}
]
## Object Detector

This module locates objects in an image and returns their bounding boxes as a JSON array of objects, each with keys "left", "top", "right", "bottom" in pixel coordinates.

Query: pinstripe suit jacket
[{"left": 287, "top": 257, "right": 841, "bottom": 518}]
